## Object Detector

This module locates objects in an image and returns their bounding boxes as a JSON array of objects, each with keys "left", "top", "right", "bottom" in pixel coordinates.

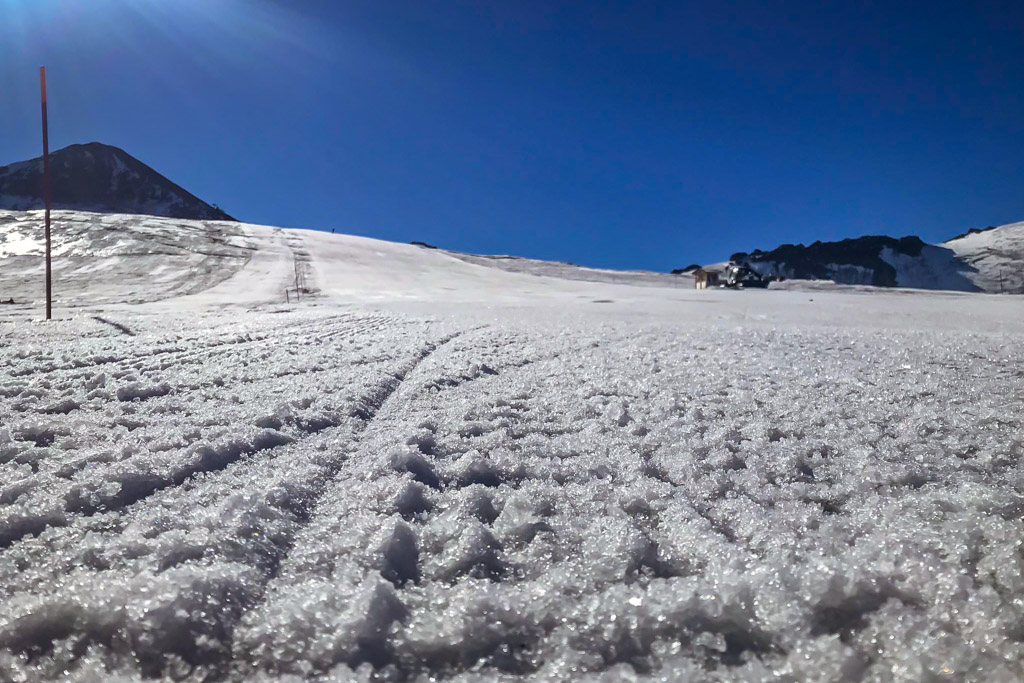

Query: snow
[
  {"left": 879, "top": 245, "right": 980, "bottom": 291},
  {"left": 445, "top": 250, "right": 694, "bottom": 289},
  {"left": 0, "top": 230, "right": 39, "bottom": 258},
  {"left": 823, "top": 262, "right": 875, "bottom": 285},
  {"left": 944, "top": 221, "right": 1024, "bottom": 294},
  {"left": 1, "top": 210, "right": 1024, "bottom": 682},
  {"left": 0, "top": 211, "right": 253, "bottom": 307}
]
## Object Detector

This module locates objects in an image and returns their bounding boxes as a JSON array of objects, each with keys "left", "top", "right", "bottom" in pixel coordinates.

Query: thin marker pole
[{"left": 40, "top": 66, "right": 52, "bottom": 320}]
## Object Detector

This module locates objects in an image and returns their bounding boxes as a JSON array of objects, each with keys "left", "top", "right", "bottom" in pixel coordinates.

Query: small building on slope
[{"left": 693, "top": 265, "right": 727, "bottom": 289}]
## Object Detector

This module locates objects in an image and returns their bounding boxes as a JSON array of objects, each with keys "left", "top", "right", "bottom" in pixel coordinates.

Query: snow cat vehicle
[{"left": 724, "top": 263, "right": 769, "bottom": 289}]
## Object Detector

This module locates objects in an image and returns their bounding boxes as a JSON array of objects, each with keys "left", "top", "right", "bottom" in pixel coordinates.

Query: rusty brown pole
[{"left": 40, "top": 66, "right": 52, "bottom": 320}]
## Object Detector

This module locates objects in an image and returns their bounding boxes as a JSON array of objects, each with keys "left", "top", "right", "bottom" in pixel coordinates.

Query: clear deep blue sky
[{"left": 2, "top": 1, "right": 1022, "bottom": 269}]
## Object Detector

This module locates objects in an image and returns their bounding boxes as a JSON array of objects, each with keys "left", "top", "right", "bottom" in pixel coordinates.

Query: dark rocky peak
[{"left": 0, "top": 142, "right": 234, "bottom": 221}]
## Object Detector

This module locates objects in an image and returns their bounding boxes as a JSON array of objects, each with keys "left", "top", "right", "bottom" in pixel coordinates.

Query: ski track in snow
[{"left": 1, "top": 211, "right": 1023, "bottom": 682}]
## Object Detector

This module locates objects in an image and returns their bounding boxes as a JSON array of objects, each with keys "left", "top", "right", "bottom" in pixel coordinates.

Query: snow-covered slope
[
  {"left": 0, "top": 210, "right": 696, "bottom": 312},
  {"left": 2, "top": 210, "right": 1024, "bottom": 682},
  {"left": 942, "top": 220, "right": 1024, "bottom": 294},
  {"left": 0, "top": 210, "right": 257, "bottom": 306},
  {"left": 0, "top": 143, "right": 233, "bottom": 220},
  {"left": 5, "top": 209, "right": 1015, "bottom": 330},
  {"left": 445, "top": 250, "right": 694, "bottom": 289}
]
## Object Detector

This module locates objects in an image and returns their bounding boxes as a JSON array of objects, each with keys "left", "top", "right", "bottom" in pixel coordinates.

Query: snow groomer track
[{"left": 1, "top": 211, "right": 1024, "bottom": 682}]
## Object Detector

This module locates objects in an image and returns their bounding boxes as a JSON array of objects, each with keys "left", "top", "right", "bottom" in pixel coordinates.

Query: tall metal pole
[{"left": 40, "top": 66, "right": 52, "bottom": 320}]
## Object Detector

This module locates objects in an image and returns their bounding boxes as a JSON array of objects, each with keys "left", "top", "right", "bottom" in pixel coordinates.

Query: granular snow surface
[{"left": 1, "top": 211, "right": 1024, "bottom": 682}]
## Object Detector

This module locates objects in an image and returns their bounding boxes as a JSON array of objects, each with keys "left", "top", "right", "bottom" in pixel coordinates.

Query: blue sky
[{"left": 2, "top": 0, "right": 1022, "bottom": 270}]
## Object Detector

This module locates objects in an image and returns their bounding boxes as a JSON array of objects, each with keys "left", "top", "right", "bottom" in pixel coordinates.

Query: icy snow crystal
[{"left": 1, "top": 211, "right": 1023, "bottom": 682}]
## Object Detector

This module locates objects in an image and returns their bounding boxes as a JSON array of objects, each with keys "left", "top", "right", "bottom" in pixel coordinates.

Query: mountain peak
[{"left": 0, "top": 143, "right": 234, "bottom": 221}]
